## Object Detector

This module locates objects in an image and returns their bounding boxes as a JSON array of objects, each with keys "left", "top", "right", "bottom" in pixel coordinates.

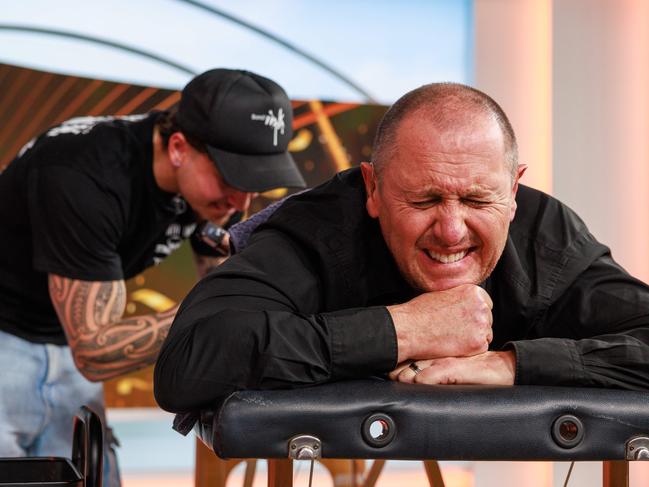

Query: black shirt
[
  {"left": 154, "top": 167, "right": 649, "bottom": 418},
  {"left": 0, "top": 114, "right": 196, "bottom": 345}
]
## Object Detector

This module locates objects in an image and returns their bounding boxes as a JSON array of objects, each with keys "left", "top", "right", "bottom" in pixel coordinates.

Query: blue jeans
[{"left": 0, "top": 329, "right": 120, "bottom": 487}]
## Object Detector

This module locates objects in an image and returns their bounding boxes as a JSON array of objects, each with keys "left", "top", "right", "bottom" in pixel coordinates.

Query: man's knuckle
[
  {"left": 468, "top": 336, "right": 487, "bottom": 353},
  {"left": 473, "top": 311, "right": 490, "bottom": 328}
]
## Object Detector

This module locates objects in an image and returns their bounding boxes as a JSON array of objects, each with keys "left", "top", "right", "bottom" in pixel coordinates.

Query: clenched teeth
[{"left": 426, "top": 249, "right": 468, "bottom": 264}]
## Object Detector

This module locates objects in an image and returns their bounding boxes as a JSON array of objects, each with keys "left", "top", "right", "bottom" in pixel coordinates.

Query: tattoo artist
[{"left": 0, "top": 69, "right": 305, "bottom": 487}]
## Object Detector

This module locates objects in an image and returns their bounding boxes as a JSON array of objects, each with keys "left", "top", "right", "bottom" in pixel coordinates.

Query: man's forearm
[
  {"left": 69, "top": 306, "right": 177, "bottom": 381},
  {"left": 155, "top": 228, "right": 395, "bottom": 413},
  {"left": 154, "top": 294, "right": 395, "bottom": 412},
  {"left": 49, "top": 274, "right": 178, "bottom": 381}
]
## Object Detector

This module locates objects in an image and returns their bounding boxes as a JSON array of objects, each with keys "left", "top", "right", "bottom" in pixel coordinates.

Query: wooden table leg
[
  {"left": 603, "top": 460, "right": 629, "bottom": 487},
  {"left": 319, "top": 459, "right": 365, "bottom": 487},
  {"left": 361, "top": 460, "right": 386, "bottom": 487},
  {"left": 268, "top": 459, "right": 294, "bottom": 487},
  {"left": 243, "top": 459, "right": 257, "bottom": 487},
  {"left": 194, "top": 438, "right": 244, "bottom": 487},
  {"left": 423, "top": 460, "right": 446, "bottom": 487}
]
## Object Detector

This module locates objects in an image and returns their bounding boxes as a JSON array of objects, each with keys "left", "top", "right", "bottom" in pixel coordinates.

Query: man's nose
[{"left": 432, "top": 203, "right": 467, "bottom": 246}]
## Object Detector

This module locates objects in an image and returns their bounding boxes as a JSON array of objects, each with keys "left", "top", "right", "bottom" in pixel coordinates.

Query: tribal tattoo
[{"left": 48, "top": 274, "right": 178, "bottom": 381}]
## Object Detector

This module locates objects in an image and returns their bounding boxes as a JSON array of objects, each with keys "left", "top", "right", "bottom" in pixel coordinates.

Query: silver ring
[{"left": 409, "top": 362, "right": 422, "bottom": 375}]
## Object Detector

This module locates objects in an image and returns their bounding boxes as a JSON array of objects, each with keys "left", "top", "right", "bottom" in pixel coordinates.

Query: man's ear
[
  {"left": 360, "top": 162, "right": 379, "bottom": 218},
  {"left": 168, "top": 132, "right": 189, "bottom": 168},
  {"left": 509, "top": 164, "right": 528, "bottom": 222}
]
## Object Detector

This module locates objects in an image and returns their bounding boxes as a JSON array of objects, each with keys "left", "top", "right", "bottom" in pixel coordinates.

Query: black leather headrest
[{"left": 197, "top": 380, "right": 649, "bottom": 461}]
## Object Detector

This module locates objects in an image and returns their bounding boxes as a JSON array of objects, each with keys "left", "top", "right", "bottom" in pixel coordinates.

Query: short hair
[
  {"left": 371, "top": 82, "right": 519, "bottom": 181},
  {"left": 155, "top": 110, "right": 207, "bottom": 153}
]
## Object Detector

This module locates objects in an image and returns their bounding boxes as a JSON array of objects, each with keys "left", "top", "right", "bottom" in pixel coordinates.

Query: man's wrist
[
  {"left": 386, "top": 303, "right": 412, "bottom": 363},
  {"left": 494, "top": 350, "right": 516, "bottom": 384}
]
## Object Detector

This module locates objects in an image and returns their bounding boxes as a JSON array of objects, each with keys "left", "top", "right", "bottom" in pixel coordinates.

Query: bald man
[{"left": 154, "top": 83, "right": 649, "bottom": 430}]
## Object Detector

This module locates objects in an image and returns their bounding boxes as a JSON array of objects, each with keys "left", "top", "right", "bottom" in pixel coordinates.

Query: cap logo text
[{"left": 251, "top": 108, "right": 285, "bottom": 146}]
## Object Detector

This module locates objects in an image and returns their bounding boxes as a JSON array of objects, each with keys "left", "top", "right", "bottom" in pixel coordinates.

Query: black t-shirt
[{"left": 0, "top": 113, "right": 196, "bottom": 345}]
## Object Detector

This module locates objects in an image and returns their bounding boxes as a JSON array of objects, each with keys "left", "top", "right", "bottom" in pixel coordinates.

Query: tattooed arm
[{"left": 48, "top": 274, "right": 178, "bottom": 382}]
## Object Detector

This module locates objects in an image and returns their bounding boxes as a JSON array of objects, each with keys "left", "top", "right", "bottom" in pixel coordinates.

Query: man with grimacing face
[
  {"left": 362, "top": 92, "right": 526, "bottom": 384},
  {"left": 155, "top": 83, "right": 649, "bottom": 430}
]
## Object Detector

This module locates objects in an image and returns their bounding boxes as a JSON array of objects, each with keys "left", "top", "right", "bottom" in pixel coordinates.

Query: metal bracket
[
  {"left": 288, "top": 434, "right": 322, "bottom": 460},
  {"left": 626, "top": 436, "right": 649, "bottom": 460}
]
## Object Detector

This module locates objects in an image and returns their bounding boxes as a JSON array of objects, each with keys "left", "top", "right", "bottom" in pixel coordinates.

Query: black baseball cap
[{"left": 176, "top": 68, "right": 306, "bottom": 192}]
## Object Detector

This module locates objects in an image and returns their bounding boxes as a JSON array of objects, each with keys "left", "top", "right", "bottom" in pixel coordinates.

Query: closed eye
[
  {"left": 408, "top": 195, "right": 493, "bottom": 208},
  {"left": 462, "top": 198, "right": 491, "bottom": 207},
  {"left": 410, "top": 199, "right": 440, "bottom": 209}
]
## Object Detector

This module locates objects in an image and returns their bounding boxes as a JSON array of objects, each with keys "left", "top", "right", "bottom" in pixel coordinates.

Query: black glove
[{"left": 190, "top": 221, "right": 229, "bottom": 257}]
